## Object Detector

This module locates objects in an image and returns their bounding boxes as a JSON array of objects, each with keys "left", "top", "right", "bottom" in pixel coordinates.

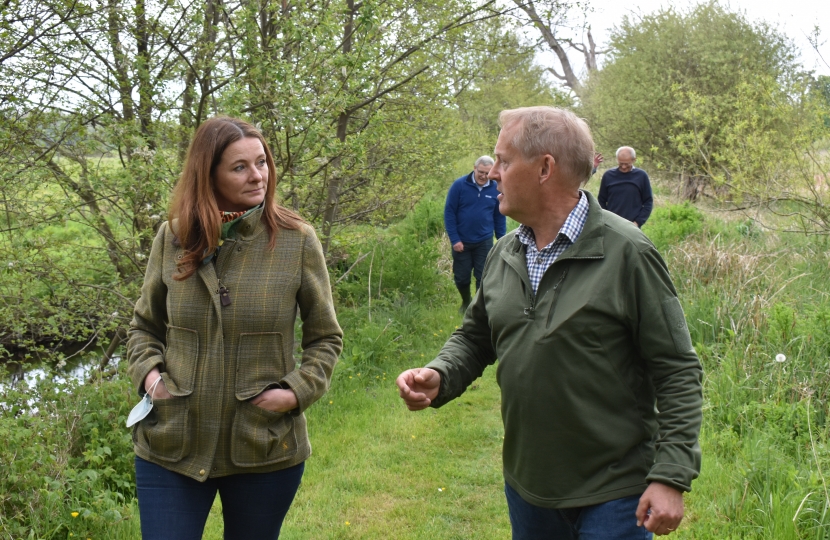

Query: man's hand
[
  {"left": 593, "top": 153, "right": 604, "bottom": 168},
  {"left": 636, "top": 482, "right": 684, "bottom": 536},
  {"left": 452, "top": 241, "right": 464, "bottom": 253},
  {"left": 250, "top": 388, "right": 299, "bottom": 413},
  {"left": 144, "top": 367, "right": 173, "bottom": 400},
  {"left": 396, "top": 368, "right": 441, "bottom": 411},
  {"left": 632, "top": 220, "right": 640, "bottom": 228}
]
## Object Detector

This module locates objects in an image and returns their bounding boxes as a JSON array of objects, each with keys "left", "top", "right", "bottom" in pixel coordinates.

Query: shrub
[{"left": 642, "top": 202, "right": 704, "bottom": 251}]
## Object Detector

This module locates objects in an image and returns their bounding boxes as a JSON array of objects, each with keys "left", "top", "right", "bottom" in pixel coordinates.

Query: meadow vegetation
[
  {"left": 4, "top": 184, "right": 830, "bottom": 538},
  {"left": 3, "top": 0, "right": 830, "bottom": 537}
]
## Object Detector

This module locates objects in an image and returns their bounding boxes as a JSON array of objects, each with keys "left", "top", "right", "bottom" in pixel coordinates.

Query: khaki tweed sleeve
[
  {"left": 279, "top": 225, "right": 343, "bottom": 413},
  {"left": 127, "top": 224, "right": 170, "bottom": 396}
]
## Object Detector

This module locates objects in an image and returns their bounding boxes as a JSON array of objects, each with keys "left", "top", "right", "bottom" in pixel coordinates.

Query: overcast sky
[{"left": 582, "top": 0, "right": 830, "bottom": 75}]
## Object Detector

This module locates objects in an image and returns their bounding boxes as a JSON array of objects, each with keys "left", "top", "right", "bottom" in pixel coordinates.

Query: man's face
[
  {"left": 474, "top": 163, "right": 492, "bottom": 186},
  {"left": 616, "top": 151, "right": 635, "bottom": 174},
  {"left": 489, "top": 123, "right": 540, "bottom": 221}
]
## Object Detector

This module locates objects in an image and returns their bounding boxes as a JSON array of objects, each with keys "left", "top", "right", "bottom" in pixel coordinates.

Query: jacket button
[{"left": 199, "top": 469, "right": 206, "bottom": 476}]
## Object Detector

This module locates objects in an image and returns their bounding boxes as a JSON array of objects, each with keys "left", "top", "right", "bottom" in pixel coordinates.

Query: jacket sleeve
[
  {"left": 444, "top": 180, "right": 461, "bottom": 245},
  {"left": 597, "top": 173, "right": 609, "bottom": 209},
  {"left": 635, "top": 173, "right": 654, "bottom": 226},
  {"left": 494, "top": 198, "right": 506, "bottom": 239},
  {"left": 127, "top": 224, "right": 170, "bottom": 396},
  {"left": 633, "top": 247, "right": 702, "bottom": 492},
  {"left": 425, "top": 252, "right": 498, "bottom": 406},
  {"left": 280, "top": 225, "right": 343, "bottom": 414}
]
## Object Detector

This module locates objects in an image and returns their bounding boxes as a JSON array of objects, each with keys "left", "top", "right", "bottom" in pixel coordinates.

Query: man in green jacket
[{"left": 396, "top": 106, "right": 702, "bottom": 538}]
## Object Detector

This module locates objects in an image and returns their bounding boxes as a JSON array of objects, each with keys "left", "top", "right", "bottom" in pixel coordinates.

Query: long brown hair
[{"left": 169, "top": 116, "right": 304, "bottom": 280}]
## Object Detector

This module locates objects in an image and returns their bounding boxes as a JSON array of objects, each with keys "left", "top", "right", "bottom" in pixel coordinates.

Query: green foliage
[
  {"left": 642, "top": 202, "right": 704, "bottom": 251},
  {"left": 0, "top": 365, "right": 136, "bottom": 538},
  {"left": 582, "top": 2, "right": 822, "bottom": 193},
  {"left": 334, "top": 195, "right": 450, "bottom": 307},
  {"left": 455, "top": 29, "right": 573, "bottom": 152}
]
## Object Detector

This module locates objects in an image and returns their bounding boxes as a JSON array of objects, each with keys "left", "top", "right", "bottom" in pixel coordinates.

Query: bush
[
  {"left": 642, "top": 202, "right": 705, "bottom": 250},
  {"left": 0, "top": 364, "right": 136, "bottom": 539}
]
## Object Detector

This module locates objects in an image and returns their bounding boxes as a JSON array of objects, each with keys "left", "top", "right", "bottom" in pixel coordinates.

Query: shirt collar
[
  {"left": 469, "top": 172, "right": 490, "bottom": 189},
  {"left": 515, "top": 191, "right": 589, "bottom": 250}
]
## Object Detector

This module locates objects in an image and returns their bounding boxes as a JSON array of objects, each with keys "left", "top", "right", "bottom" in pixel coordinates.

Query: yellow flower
[
  {"left": 345, "top": 521, "right": 351, "bottom": 526},
  {"left": 329, "top": 400, "right": 333, "bottom": 404},
  {"left": 71, "top": 512, "right": 79, "bottom": 518},
  {"left": 411, "top": 435, "right": 416, "bottom": 439}
]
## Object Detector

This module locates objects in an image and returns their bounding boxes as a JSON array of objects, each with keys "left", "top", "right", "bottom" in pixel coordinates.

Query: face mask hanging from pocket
[{"left": 126, "top": 376, "right": 162, "bottom": 428}]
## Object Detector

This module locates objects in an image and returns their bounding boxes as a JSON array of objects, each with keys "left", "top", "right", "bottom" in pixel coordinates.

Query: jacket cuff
[
  {"left": 278, "top": 370, "right": 317, "bottom": 415},
  {"left": 131, "top": 357, "right": 164, "bottom": 396},
  {"left": 646, "top": 463, "right": 698, "bottom": 493}
]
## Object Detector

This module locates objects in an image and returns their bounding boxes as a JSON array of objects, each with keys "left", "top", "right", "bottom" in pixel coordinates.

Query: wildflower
[
  {"left": 775, "top": 354, "right": 786, "bottom": 363},
  {"left": 411, "top": 435, "right": 416, "bottom": 439},
  {"left": 345, "top": 521, "right": 351, "bottom": 526},
  {"left": 438, "top": 488, "right": 443, "bottom": 492},
  {"left": 111, "top": 311, "right": 119, "bottom": 318},
  {"left": 71, "top": 512, "right": 79, "bottom": 518},
  {"left": 329, "top": 400, "right": 333, "bottom": 404}
]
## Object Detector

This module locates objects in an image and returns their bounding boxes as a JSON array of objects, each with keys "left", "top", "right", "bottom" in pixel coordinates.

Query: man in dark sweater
[
  {"left": 444, "top": 156, "right": 506, "bottom": 313},
  {"left": 398, "top": 107, "right": 701, "bottom": 538},
  {"left": 598, "top": 146, "right": 653, "bottom": 227}
]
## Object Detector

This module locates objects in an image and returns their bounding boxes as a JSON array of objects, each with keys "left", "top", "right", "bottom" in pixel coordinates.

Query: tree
[
  {"left": 509, "top": 0, "right": 605, "bottom": 96},
  {"left": 581, "top": 2, "right": 805, "bottom": 197}
]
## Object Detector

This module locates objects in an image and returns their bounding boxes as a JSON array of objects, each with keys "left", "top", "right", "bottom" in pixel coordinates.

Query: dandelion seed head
[{"left": 775, "top": 354, "right": 786, "bottom": 363}]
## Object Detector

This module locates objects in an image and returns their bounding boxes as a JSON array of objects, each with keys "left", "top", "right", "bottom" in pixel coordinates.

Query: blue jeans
[
  {"left": 451, "top": 237, "right": 493, "bottom": 290},
  {"left": 505, "top": 482, "right": 653, "bottom": 540},
  {"left": 135, "top": 456, "right": 304, "bottom": 540}
]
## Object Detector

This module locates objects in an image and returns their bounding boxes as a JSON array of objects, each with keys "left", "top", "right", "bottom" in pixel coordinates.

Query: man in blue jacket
[
  {"left": 444, "top": 156, "right": 506, "bottom": 313},
  {"left": 598, "top": 146, "right": 653, "bottom": 227}
]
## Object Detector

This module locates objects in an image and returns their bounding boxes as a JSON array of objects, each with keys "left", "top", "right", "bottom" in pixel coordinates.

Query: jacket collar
[
  {"left": 230, "top": 205, "right": 266, "bottom": 242},
  {"left": 465, "top": 172, "right": 491, "bottom": 189},
  {"left": 503, "top": 190, "right": 605, "bottom": 262}
]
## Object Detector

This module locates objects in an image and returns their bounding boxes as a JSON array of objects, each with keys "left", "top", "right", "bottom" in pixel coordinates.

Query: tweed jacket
[{"left": 127, "top": 208, "right": 342, "bottom": 481}]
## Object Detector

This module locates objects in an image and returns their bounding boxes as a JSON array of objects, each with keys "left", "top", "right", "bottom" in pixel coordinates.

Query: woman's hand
[
  {"left": 144, "top": 367, "right": 174, "bottom": 400},
  {"left": 250, "top": 388, "right": 299, "bottom": 413}
]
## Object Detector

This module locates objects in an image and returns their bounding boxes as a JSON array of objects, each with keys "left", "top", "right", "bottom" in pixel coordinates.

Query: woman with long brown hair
[{"left": 126, "top": 117, "right": 342, "bottom": 539}]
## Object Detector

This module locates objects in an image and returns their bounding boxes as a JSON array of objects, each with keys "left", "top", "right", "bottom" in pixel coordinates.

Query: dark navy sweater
[
  {"left": 597, "top": 167, "right": 654, "bottom": 227},
  {"left": 444, "top": 172, "right": 506, "bottom": 245}
]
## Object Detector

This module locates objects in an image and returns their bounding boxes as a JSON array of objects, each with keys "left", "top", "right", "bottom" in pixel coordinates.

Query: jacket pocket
[
  {"left": 163, "top": 326, "right": 199, "bottom": 396},
  {"left": 134, "top": 397, "right": 192, "bottom": 463},
  {"left": 230, "top": 400, "right": 297, "bottom": 467},
  {"left": 235, "top": 332, "right": 287, "bottom": 400}
]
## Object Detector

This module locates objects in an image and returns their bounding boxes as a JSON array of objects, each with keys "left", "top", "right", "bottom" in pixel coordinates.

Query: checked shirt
[{"left": 516, "top": 191, "right": 589, "bottom": 294}]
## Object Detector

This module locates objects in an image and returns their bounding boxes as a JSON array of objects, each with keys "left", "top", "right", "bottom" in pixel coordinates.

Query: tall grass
[{"left": 4, "top": 196, "right": 830, "bottom": 538}]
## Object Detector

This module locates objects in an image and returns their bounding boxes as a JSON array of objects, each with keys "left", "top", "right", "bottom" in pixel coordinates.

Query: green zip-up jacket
[
  {"left": 426, "top": 191, "right": 702, "bottom": 508},
  {"left": 127, "top": 208, "right": 342, "bottom": 481}
]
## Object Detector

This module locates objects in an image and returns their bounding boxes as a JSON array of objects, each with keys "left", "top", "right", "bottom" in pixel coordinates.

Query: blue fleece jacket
[
  {"left": 444, "top": 172, "right": 506, "bottom": 245},
  {"left": 598, "top": 167, "right": 654, "bottom": 227}
]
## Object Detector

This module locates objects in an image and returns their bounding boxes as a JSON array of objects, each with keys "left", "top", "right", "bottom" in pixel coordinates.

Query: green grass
[{"left": 8, "top": 191, "right": 830, "bottom": 539}]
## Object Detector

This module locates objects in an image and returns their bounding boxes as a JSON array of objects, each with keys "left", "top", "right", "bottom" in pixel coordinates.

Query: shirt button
[
  {"left": 536, "top": 256, "right": 543, "bottom": 264},
  {"left": 199, "top": 469, "right": 206, "bottom": 476}
]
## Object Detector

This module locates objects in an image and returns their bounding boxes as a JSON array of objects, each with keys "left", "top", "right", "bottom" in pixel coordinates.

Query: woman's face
[{"left": 213, "top": 137, "right": 268, "bottom": 212}]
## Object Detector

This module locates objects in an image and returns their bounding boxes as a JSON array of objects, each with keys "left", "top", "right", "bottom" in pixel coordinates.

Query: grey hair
[
  {"left": 498, "top": 106, "right": 594, "bottom": 184},
  {"left": 475, "top": 155, "right": 494, "bottom": 168},
  {"left": 616, "top": 146, "right": 636, "bottom": 159}
]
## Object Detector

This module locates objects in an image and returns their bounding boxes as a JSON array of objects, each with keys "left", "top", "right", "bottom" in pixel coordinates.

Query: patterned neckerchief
[
  {"left": 221, "top": 210, "right": 247, "bottom": 223},
  {"left": 516, "top": 191, "right": 589, "bottom": 294}
]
